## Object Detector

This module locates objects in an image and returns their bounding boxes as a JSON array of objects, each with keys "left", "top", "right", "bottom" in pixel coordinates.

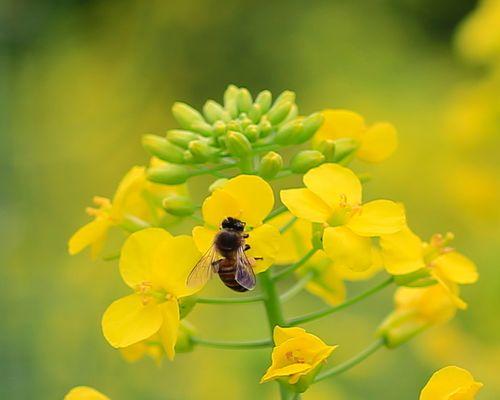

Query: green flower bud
[
  {"left": 226, "top": 120, "right": 242, "bottom": 132},
  {"left": 209, "top": 178, "right": 228, "bottom": 192},
  {"left": 203, "top": 100, "right": 226, "bottom": 124},
  {"left": 275, "top": 90, "right": 296, "bottom": 104},
  {"left": 332, "top": 138, "right": 359, "bottom": 163},
  {"left": 240, "top": 116, "right": 253, "bottom": 130},
  {"left": 190, "top": 121, "right": 213, "bottom": 137},
  {"left": 281, "top": 104, "right": 298, "bottom": 125},
  {"left": 147, "top": 164, "right": 190, "bottom": 185},
  {"left": 223, "top": 84, "right": 239, "bottom": 118},
  {"left": 255, "top": 90, "right": 272, "bottom": 113},
  {"left": 258, "top": 151, "right": 283, "bottom": 179},
  {"left": 315, "top": 139, "right": 336, "bottom": 162},
  {"left": 244, "top": 124, "right": 260, "bottom": 142},
  {"left": 377, "top": 313, "right": 427, "bottom": 349},
  {"left": 275, "top": 120, "right": 303, "bottom": 144},
  {"left": 212, "top": 120, "right": 227, "bottom": 137},
  {"left": 162, "top": 194, "right": 195, "bottom": 217},
  {"left": 248, "top": 103, "right": 262, "bottom": 123},
  {"left": 166, "top": 129, "right": 199, "bottom": 148},
  {"left": 267, "top": 100, "right": 293, "bottom": 126},
  {"left": 188, "top": 140, "right": 218, "bottom": 162},
  {"left": 294, "top": 112, "right": 324, "bottom": 143},
  {"left": 259, "top": 118, "right": 273, "bottom": 137},
  {"left": 226, "top": 130, "right": 252, "bottom": 157},
  {"left": 142, "top": 134, "right": 185, "bottom": 164},
  {"left": 175, "top": 320, "right": 196, "bottom": 354},
  {"left": 290, "top": 150, "right": 325, "bottom": 173},
  {"left": 237, "top": 88, "right": 253, "bottom": 113},
  {"left": 172, "top": 102, "right": 205, "bottom": 130}
]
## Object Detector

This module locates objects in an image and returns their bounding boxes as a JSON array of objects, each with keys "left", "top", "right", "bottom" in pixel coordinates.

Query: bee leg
[
  {"left": 242, "top": 233, "right": 249, "bottom": 238},
  {"left": 244, "top": 244, "right": 251, "bottom": 251},
  {"left": 254, "top": 257, "right": 263, "bottom": 260}
]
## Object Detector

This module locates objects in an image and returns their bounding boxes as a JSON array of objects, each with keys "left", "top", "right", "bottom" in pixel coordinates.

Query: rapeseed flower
[
  {"left": 64, "top": 386, "right": 110, "bottom": 400},
  {"left": 420, "top": 366, "right": 483, "bottom": 400}
]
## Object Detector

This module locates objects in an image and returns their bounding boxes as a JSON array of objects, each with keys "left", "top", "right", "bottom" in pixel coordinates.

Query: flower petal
[
  {"left": 419, "top": 366, "right": 483, "bottom": 400},
  {"left": 347, "top": 200, "right": 406, "bottom": 237},
  {"left": 379, "top": 227, "right": 425, "bottom": 275},
  {"left": 64, "top": 386, "right": 110, "bottom": 400},
  {"left": 269, "top": 215, "right": 313, "bottom": 264},
  {"left": 303, "top": 164, "right": 362, "bottom": 208},
  {"left": 68, "top": 218, "right": 111, "bottom": 258},
  {"left": 323, "top": 226, "right": 372, "bottom": 271},
  {"left": 102, "top": 294, "right": 163, "bottom": 348},
  {"left": 157, "top": 298, "right": 180, "bottom": 361},
  {"left": 314, "top": 109, "right": 365, "bottom": 142},
  {"left": 119, "top": 228, "right": 173, "bottom": 288},
  {"left": 433, "top": 252, "right": 478, "bottom": 284},
  {"left": 192, "top": 225, "right": 217, "bottom": 253},
  {"left": 305, "top": 266, "right": 346, "bottom": 306},
  {"left": 280, "top": 188, "right": 332, "bottom": 223},
  {"left": 246, "top": 224, "right": 281, "bottom": 273},
  {"left": 202, "top": 188, "right": 241, "bottom": 229},
  {"left": 261, "top": 363, "right": 312, "bottom": 383},
  {"left": 357, "top": 122, "right": 398, "bottom": 163},
  {"left": 273, "top": 326, "right": 307, "bottom": 346},
  {"left": 222, "top": 175, "right": 275, "bottom": 227}
]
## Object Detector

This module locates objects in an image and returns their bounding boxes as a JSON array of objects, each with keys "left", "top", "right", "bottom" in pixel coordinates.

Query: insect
[{"left": 187, "top": 217, "right": 259, "bottom": 292}]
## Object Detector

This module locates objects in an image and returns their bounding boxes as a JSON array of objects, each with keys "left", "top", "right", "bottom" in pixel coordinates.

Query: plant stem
[
  {"left": 191, "top": 336, "right": 272, "bottom": 349},
  {"left": 314, "top": 339, "right": 385, "bottom": 382},
  {"left": 272, "top": 248, "right": 317, "bottom": 281},
  {"left": 264, "top": 205, "right": 288, "bottom": 222},
  {"left": 288, "top": 276, "right": 394, "bottom": 325},
  {"left": 280, "top": 216, "right": 297, "bottom": 234},
  {"left": 280, "top": 272, "right": 314, "bottom": 303},
  {"left": 190, "top": 162, "right": 237, "bottom": 177},
  {"left": 196, "top": 295, "right": 264, "bottom": 304}
]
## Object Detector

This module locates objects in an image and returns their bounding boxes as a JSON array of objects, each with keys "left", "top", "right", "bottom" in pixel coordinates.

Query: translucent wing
[
  {"left": 187, "top": 244, "right": 220, "bottom": 288},
  {"left": 235, "top": 246, "right": 257, "bottom": 290}
]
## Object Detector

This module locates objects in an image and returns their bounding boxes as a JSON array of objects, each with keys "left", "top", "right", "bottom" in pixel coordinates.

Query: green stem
[
  {"left": 280, "top": 216, "right": 297, "bottom": 234},
  {"left": 314, "top": 339, "right": 385, "bottom": 382},
  {"left": 272, "top": 248, "right": 317, "bottom": 281},
  {"left": 196, "top": 295, "right": 264, "bottom": 304},
  {"left": 264, "top": 205, "right": 288, "bottom": 222},
  {"left": 270, "top": 169, "right": 294, "bottom": 181},
  {"left": 238, "top": 156, "right": 254, "bottom": 174},
  {"left": 191, "top": 336, "right": 272, "bottom": 349},
  {"left": 288, "top": 276, "right": 394, "bottom": 325},
  {"left": 280, "top": 272, "right": 314, "bottom": 302},
  {"left": 190, "top": 162, "right": 237, "bottom": 177}
]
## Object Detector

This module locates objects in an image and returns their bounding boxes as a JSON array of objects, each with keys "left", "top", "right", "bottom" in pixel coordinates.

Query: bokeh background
[{"left": 2, "top": 0, "right": 499, "bottom": 399}]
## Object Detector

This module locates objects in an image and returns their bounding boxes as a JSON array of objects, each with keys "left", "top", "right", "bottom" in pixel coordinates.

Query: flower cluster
[{"left": 68, "top": 85, "right": 480, "bottom": 398}]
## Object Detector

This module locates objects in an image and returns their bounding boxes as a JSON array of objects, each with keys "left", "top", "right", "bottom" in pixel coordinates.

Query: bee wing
[
  {"left": 187, "top": 244, "right": 220, "bottom": 288},
  {"left": 235, "top": 246, "right": 257, "bottom": 290}
]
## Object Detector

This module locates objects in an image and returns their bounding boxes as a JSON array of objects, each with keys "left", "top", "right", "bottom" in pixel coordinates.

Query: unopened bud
[
  {"left": 258, "top": 151, "right": 283, "bottom": 179},
  {"left": 290, "top": 150, "right": 325, "bottom": 173},
  {"left": 377, "top": 312, "right": 427, "bottom": 349},
  {"left": 275, "top": 120, "right": 303, "bottom": 144},
  {"left": 172, "top": 102, "right": 205, "bottom": 130},
  {"left": 162, "top": 194, "right": 195, "bottom": 217},
  {"left": 244, "top": 124, "right": 260, "bottom": 142},
  {"left": 294, "top": 112, "right": 324, "bottom": 143},
  {"left": 203, "top": 100, "right": 225, "bottom": 124},
  {"left": 254, "top": 90, "right": 272, "bottom": 113},
  {"left": 226, "top": 130, "right": 252, "bottom": 157},
  {"left": 147, "top": 164, "right": 190, "bottom": 185},
  {"left": 175, "top": 320, "right": 196, "bottom": 354},
  {"left": 248, "top": 103, "right": 262, "bottom": 123},
  {"left": 223, "top": 85, "right": 239, "bottom": 118},
  {"left": 267, "top": 101, "right": 293, "bottom": 125},
  {"left": 209, "top": 178, "right": 228, "bottom": 192},
  {"left": 142, "top": 134, "right": 185, "bottom": 164},
  {"left": 188, "top": 140, "right": 218, "bottom": 162},
  {"left": 331, "top": 138, "right": 359, "bottom": 163},
  {"left": 166, "top": 129, "right": 199, "bottom": 149},
  {"left": 315, "top": 139, "right": 336, "bottom": 161},
  {"left": 190, "top": 121, "right": 213, "bottom": 137},
  {"left": 237, "top": 88, "right": 253, "bottom": 113},
  {"left": 212, "top": 120, "right": 227, "bottom": 137},
  {"left": 259, "top": 118, "right": 273, "bottom": 137},
  {"left": 275, "top": 90, "right": 296, "bottom": 105}
]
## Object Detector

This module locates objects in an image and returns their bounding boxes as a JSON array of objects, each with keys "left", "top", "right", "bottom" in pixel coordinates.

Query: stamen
[{"left": 93, "top": 196, "right": 112, "bottom": 208}]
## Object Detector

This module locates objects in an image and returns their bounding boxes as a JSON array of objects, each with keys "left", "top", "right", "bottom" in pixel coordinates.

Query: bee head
[{"left": 221, "top": 217, "right": 246, "bottom": 232}]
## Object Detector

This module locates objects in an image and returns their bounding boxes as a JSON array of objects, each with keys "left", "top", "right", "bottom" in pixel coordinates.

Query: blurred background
[{"left": 2, "top": 0, "right": 499, "bottom": 399}]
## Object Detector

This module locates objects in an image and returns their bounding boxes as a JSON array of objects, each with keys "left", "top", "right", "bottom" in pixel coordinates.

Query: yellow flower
[
  {"left": 314, "top": 109, "right": 398, "bottom": 163},
  {"left": 420, "top": 366, "right": 483, "bottom": 400},
  {"left": 101, "top": 228, "right": 200, "bottom": 360},
  {"left": 64, "top": 386, "right": 110, "bottom": 400},
  {"left": 261, "top": 326, "right": 337, "bottom": 388},
  {"left": 192, "top": 175, "right": 280, "bottom": 274},
  {"left": 68, "top": 165, "right": 186, "bottom": 259},
  {"left": 380, "top": 228, "right": 478, "bottom": 308},
  {"left": 120, "top": 334, "right": 164, "bottom": 365},
  {"left": 281, "top": 163, "right": 405, "bottom": 271},
  {"left": 378, "top": 285, "right": 458, "bottom": 348}
]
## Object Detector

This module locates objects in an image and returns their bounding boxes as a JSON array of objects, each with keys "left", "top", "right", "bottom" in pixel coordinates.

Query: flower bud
[
  {"left": 267, "top": 101, "right": 293, "bottom": 125},
  {"left": 281, "top": 104, "right": 298, "bottom": 125},
  {"left": 178, "top": 296, "right": 198, "bottom": 319},
  {"left": 223, "top": 84, "right": 239, "bottom": 118},
  {"left": 255, "top": 90, "right": 272, "bottom": 113},
  {"left": 244, "top": 124, "right": 260, "bottom": 142},
  {"left": 166, "top": 129, "right": 199, "bottom": 148},
  {"left": 294, "top": 112, "right": 324, "bottom": 144},
  {"left": 315, "top": 139, "right": 336, "bottom": 161},
  {"left": 248, "top": 103, "right": 262, "bottom": 123},
  {"left": 142, "top": 134, "right": 185, "bottom": 164},
  {"left": 209, "top": 178, "right": 228, "bottom": 192},
  {"left": 147, "top": 164, "right": 190, "bottom": 185},
  {"left": 290, "top": 150, "right": 325, "bottom": 173},
  {"left": 331, "top": 138, "right": 359, "bottom": 163},
  {"left": 240, "top": 116, "right": 253, "bottom": 130},
  {"left": 190, "top": 121, "right": 213, "bottom": 137},
  {"left": 172, "top": 102, "right": 205, "bottom": 130},
  {"left": 202, "top": 100, "right": 225, "bottom": 124},
  {"left": 259, "top": 118, "right": 273, "bottom": 137},
  {"left": 162, "top": 194, "right": 195, "bottom": 217},
  {"left": 275, "top": 120, "right": 303, "bottom": 144},
  {"left": 175, "top": 320, "right": 196, "bottom": 354},
  {"left": 212, "top": 120, "right": 227, "bottom": 137},
  {"left": 258, "top": 151, "right": 283, "bottom": 179},
  {"left": 275, "top": 90, "right": 296, "bottom": 104},
  {"left": 226, "top": 120, "right": 242, "bottom": 132},
  {"left": 226, "top": 130, "right": 252, "bottom": 157},
  {"left": 188, "top": 140, "right": 218, "bottom": 162},
  {"left": 237, "top": 88, "right": 253, "bottom": 113},
  {"left": 377, "top": 313, "right": 426, "bottom": 349}
]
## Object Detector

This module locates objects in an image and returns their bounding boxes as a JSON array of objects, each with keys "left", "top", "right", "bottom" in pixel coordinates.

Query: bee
[{"left": 187, "top": 217, "right": 258, "bottom": 292}]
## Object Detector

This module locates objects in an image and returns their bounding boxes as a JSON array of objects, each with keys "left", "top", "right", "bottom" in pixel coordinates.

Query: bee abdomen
[{"left": 217, "top": 260, "right": 248, "bottom": 292}]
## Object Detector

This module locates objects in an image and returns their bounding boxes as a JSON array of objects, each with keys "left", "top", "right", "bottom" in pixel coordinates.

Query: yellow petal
[
  {"left": 111, "top": 166, "right": 147, "bottom": 219},
  {"left": 280, "top": 188, "right": 332, "bottom": 223},
  {"left": 119, "top": 228, "right": 173, "bottom": 288},
  {"left": 64, "top": 386, "right": 110, "bottom": 400},
  {"left": 323, "top": 226, "right": 372, "bottom": 271},
  {"left": 157, "top": 298, "right": 180, "bottom": 361},
  {"left": 202, "top": 188, "right": 241, "bottom": 229},
  {"left": 337, "top": 247, "right": 383, "bottom": 281},
  {"left": 357, "top": 122, "right": 398, "bottom": 163},
  {"left": 192, "top": 225, "right": 217, "bottom": 254},
  {"left": 246, "top": 224, "right": 281, "bottom": 273},
  {"left": 269, "top": 215, "right": 313, "bottom": 264},
  {"left": 153, "top": 235, "right": 202, "bottom": 297},
  {"left": 261, "top": 363, "right": 312, "bottom": 383},
  {"left": 68, "top": 218, "right": 111, "bottom": 258},
  {"left": 305, "top": 266, "right": 346, "bottom": 306},
  {"left": 303, "top": 163, "right": 362, "bottom": 208},
  {"left": 433, "top": 252, "right": 478, "bottom": 285},
  {"left": 273, "top": 326, "right": 307, "bottom": 346},
  {"left": 222, "top": 175, "right": 275, "bottom": 227},
  {"left": 314, "top": 109, "right": 365, "bottom": 142},
  {"left": 419, "top": 366, "right": 483, "bottom": 400},
  {"left": 379, "top": 227, "right": 425, "bottom": 275},
  {"left": 102, "top": 294, "right": 163, "bottom": 348},
  {"left": 347, "top": 200, "right": 406, "bottom": 237}
]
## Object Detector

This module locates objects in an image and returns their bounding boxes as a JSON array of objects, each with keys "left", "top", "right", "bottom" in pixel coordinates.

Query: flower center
[
  {"left": 285, "top": 350, "right": 306, "bottom": 364},
  {"left": 86, "top": 196, "right": 113, "bottom": 219},
  {"left": 423, "top": 232, "right": 455, "bottom": 265},
  {"left": 135, "top": 281, "right": 171, "bottom": 305},
  {"left": 327, "top": 194, "right": 361, "bottom": 227}
]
